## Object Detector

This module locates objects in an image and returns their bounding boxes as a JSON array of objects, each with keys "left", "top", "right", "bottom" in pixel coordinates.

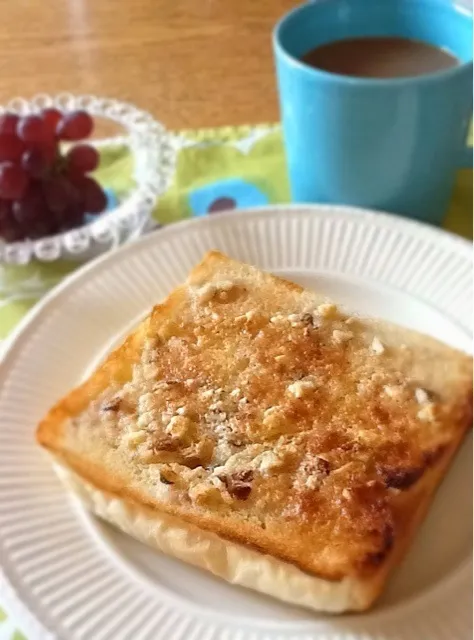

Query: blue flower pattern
[{"left": 188, "top": 178, "right": 269, "bottom": 216}]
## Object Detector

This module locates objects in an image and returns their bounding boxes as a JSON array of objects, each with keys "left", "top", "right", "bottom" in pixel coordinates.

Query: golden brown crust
[{"left": 36, "top": 251, "right": 473, "bottom": 609}]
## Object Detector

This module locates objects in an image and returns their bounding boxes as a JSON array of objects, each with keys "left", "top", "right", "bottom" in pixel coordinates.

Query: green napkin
[{"left": 0, "top": 125, "right": 471, "bottom": 342}]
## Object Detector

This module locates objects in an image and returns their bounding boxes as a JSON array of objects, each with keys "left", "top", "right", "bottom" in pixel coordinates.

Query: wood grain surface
[{"left": 0, "top": 0, "right": 297, "bottom": 129}]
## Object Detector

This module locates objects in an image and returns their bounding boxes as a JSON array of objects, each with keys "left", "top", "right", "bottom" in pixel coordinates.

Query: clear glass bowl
[{"left": 0, "top": 94, "right": 176, "bottom": 264}]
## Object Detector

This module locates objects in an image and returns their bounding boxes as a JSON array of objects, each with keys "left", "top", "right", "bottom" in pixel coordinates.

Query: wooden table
[{"left": 0, "top": 0, "right": 297, "bottom": 130}]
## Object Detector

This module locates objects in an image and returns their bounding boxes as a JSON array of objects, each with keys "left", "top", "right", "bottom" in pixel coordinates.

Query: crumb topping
[
  {"left": 332, "top": 329, "right": 353, "bottom": 344},
  {"left": 317, "top": 303, "right": 338, "bottom": 318},
  {"left": 370, "top": 337, "right": 385, "bottom": 355},
  {"left": 287, "top": 376, "right": 320, "bottom": 398},
  {"left": 415, "top": 387, "right": 431, "bottom": 404},
  {"left": 79, "top": 285, "right": 456, "bottom": 579},
  {"left": 417, "top": 403, "right": 437, "bottom": 422},
  {"left": 195, "top": 280, "right": 236, "bottom": 304}
]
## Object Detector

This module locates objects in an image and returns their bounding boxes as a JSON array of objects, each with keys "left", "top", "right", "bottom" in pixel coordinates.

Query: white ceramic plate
[{"left": 0, "top": 205, "right": 472, "bottom": 640}]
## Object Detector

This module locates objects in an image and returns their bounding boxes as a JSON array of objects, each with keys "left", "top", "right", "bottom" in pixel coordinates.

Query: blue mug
[{"left": 273, "top": 0, "right": 473, "bottom": 224}]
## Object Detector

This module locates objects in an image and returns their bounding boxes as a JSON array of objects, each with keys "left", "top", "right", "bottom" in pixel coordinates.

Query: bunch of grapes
[{"left": 0, "top": 108, "right": 107, "bottom": 242}]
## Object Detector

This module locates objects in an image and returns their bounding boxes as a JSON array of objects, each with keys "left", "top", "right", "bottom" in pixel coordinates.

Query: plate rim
[{"left": 0, "top": 203, "right": 472, "bottom": 639}]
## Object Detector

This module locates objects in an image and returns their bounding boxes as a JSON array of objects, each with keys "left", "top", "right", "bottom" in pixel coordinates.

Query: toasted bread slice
[{"left": 37, "top": 251, "right": 472, "bottom": 613}]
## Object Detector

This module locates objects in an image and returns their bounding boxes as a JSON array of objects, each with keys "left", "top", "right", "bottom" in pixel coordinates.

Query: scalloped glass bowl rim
[{"left": 0, "top": 93, "right": 176, "bottom": 264}]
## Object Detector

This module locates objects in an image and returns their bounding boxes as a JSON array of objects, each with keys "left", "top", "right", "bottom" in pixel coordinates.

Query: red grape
[
  {"left": 0, "top": 108, "right": 107, "bottom": 241},
  {"left": 66, "top": 144, "right": 99, "bottom": 176},
  {"left": 76, "top": 176, "right": 107, "bottom": 214},
  {"left": 56, "top": 110, "right": 93, "bottom": 141},
  {"left": 12, "top": 184, "right": 46, "bottom": 225},
  {"left": 0, "top": 135, "right": 25, "bottom": 163},
  {"left": 42, "top": 139, "right": 59, "bottom": 164},
  {"left": 22, "top": 148, "right": 51, "bottom": 178},
  {"left": 0, "top": 162, "right": 29, "bottom": 200},
  {"left": 24, "top": 222, "right": 47, "bottom": 239},
  {"left": 0, "top": 200, "right": 22, "bottom": 242},
  {"left": 0, "top": 113, "right": 19, "bottom": 136},
  {"left": 0, "top": 221, "right": 23, "bottom": 242},
  {"left": 28, "top": 219, "right": 59, "bottom": 239},
  {"left": 41, "top": 108, "right": 62, "bottom": 137},
  {"left": 0, "top": 199, "right": 11, "bottom": 223},
  {"left": 43, "top": 176, "right": 79, "bottom": 213},
  {"left": 17, "top": 114, "right": 53, "bottom": 144},
  {"left": 58, "top": 206, "right": 84, "bottom": 232}
]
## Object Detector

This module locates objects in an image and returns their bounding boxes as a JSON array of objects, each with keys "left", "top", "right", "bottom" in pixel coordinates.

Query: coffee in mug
[{"left": 300, "top": 37, "right": 459, "bottom": 78}]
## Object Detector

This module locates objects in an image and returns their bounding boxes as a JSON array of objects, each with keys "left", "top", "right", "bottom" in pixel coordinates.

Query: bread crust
[{"left": 37, "top": 251, "right": 473, "bottom": 612}]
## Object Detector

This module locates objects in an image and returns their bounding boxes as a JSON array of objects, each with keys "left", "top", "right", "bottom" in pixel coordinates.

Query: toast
[{"left": 36, "top": 251, "right": 473, "bottom": 613}]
